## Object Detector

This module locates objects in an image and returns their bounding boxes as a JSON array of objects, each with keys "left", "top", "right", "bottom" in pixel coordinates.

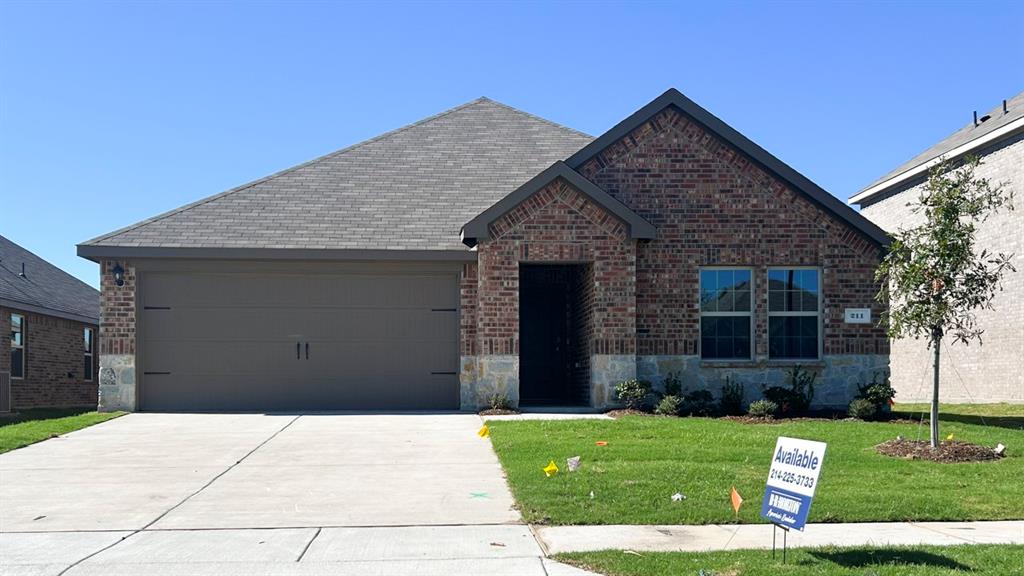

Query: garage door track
[{"left": 0, "top": 413, "right": 591, "bottom": 575}]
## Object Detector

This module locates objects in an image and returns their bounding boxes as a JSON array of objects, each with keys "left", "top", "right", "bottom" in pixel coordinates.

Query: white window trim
[
  {"left": 10, "top": 313, "right": 25, "bottom": 380},
  {"left": 83, "top": 327, "right": 94, "bottom": 382},
  {"left": 766, "top": 266, "right": 823, "bottom": 360},
  {"left": 699, "top": 266, "right": 755, "bottom": 361}
]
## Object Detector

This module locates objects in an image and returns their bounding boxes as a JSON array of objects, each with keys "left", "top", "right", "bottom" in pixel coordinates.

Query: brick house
[
  {"left": 79, "top": 89, "right": 889, "bottom": 413},
  {"left": 851, "top": 91, "right": 1023, "bottom": 403},
  {"left": 1, "top": 235, "right": 100, "bottom": 410}
]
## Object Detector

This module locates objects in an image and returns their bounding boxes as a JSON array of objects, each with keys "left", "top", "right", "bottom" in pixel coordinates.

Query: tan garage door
[{"left": 138, "top": 269, "right": 459, "bottom": 411}]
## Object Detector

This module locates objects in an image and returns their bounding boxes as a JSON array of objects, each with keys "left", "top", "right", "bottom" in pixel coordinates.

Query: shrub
[
  {"left": 663, "top": 372, "right": 683, "bottom": 397},
  {"left": 763, "top": 366, "right": 818, "bottom": 415},
  {"left": 719, "top": 377, "right": 745, "bottom": 416},
  {"left": 655, "top": 395, "right": 682, "bottom": 416},
  {"left": 857, "top": 373, "right": 896, "bottom": 411},
  {"left": 748, "top": 399, "right": 779, "bottom": 418},
  {"left": 487, "top": 393, "right": 513, "bottom": 411},
  {"left": 848, "top": 398, "right": 878, "bottom": 420},
  {"left": 786, "top": 365, "right": 817, "bottom": 414},
  {"left": 615, "top": 379, "right": 653, "bottom": 410},
  {"left": 680, "top": 389, "right": 716, "bottom": 416}
]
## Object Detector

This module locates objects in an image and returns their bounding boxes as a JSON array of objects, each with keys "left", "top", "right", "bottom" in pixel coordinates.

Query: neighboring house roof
[
  {"left": 0, "top": 235, "right": 99, "bottom": 324},
  {"left": 79, "top": 98, "right": 593, "bottom": 258},
  {"left": 851, "top": 90, "right": 1024, "bottom": 205},
  {"left": 565, "top": 89, "right": 890, "bottom": 247},
  {"left": 461, "top": 161, "right": 656, "bottom": 246}
]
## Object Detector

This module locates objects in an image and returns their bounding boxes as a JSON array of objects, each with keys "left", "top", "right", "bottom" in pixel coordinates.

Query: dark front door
[{"left": 519, "top": 264, "right": 584, "bottom": 405}]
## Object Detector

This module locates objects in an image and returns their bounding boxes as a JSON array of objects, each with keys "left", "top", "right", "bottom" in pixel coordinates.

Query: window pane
[
  {"left": 10, "top": 314, "right": 22, "bottom": 346},
  {"left": 700, "top": 270, "right": 718, "bottom": 312},
  {"left": 702, "top": 269, "right": 752, "bottom": 313},
  {"left": 84, "top": 355, "right": 93, "bottom": 379},
  {"left": 701, "top": 316, "right": 751, "bottom": 360},
  {"left": 769, "top": 317, "right": 819, "bottom": 359},
  {"left": 11, "top": 348, "right": 24, "bottom": 378},
  {"left": 84, "top": 328, "right": 92, "bottom": 353}
]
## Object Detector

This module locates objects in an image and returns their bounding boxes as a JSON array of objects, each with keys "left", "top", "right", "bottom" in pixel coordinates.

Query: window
[
  {"left": 768, "top": 268, "right": 821, "bottom": 359},
  {"left": 10, "top": 314, "right": 24, "bottom": 379},
  {"left": 84, "top": 327, "right": 94, "bottom": 381},
  {"left": 700, "top": 268, "right": 753, "bottom": 360}
]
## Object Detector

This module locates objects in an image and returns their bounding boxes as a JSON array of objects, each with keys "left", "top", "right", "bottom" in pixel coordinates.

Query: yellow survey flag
[
  {"left": 543, "top": 460, "right": 559, "bottom": 477},
  {"left": 730, "top": 486, "right": 744, "bottom": 515},
  {"left": 478, "top": 425, "right": 490, "bottom": 438},
  {"left": 946, "top": 432, "right": 954, "bottom": 441}
]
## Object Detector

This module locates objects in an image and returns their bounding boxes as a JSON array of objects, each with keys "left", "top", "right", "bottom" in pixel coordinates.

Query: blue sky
[{"left": 1, "top": 1, "right": 1022, "bottom": 288}]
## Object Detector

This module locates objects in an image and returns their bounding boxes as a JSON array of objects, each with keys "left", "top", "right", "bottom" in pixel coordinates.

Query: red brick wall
[
  {"left": 1, "top": 305, "right": 98, "bottom": 408},
  {"left": 99, "top": 260, "right": 136, "bottom": 356},
  {"left": 474, "top": 177, "right": 637, "bottom": 356},
  {"left": 575, "top": 107, "right": 888, "bottom": 358},
  {"left": 460, "top": 262, "right": 478, "bottom": 357}
]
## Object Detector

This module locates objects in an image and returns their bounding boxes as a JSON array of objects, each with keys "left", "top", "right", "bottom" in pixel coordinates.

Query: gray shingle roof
[
  {"left": 1, "top": 235, "right": 99, "bottom": 323},
  {"left": 82, "top": 98, "right": 593, "bottom": 252},
  {"left": 858, "top": 90, "right": 1024, "bottom": 195}
]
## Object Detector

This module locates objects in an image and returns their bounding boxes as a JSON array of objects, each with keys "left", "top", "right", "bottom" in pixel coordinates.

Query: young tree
[{"left": 876, "top": 156, "right": 1015, "bottom": 447}]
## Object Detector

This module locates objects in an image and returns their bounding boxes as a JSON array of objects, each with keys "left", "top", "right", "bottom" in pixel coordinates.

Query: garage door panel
[
  {"left": 143, "top": 273, "right": 457, "bottom": 309},
  {"left": 144, "top": 308, "right": 457, "bottom": 342},
  {"left": 139, "top": 269, "right": 459, "bottom": 412}
]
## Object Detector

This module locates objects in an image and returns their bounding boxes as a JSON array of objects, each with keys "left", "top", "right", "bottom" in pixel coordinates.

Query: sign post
[{"left": 760, "top": 436, "right": 827, "bottom": 562}]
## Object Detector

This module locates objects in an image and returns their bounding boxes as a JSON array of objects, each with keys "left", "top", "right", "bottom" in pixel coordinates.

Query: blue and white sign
[{"left": 760, "top": 436, "right": 827, "bottom": 531}]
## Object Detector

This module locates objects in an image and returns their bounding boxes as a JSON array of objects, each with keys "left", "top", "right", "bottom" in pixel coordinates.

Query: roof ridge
[
  {"left": 480, "top": 97, "right": 593, "bottom": 140},
  {"left": 81, "top": 97, "right": 501, "bottom": 246}
]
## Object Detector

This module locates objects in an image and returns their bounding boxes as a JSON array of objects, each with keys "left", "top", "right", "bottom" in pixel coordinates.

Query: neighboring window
[
  {"left": 768, "top": 268, "right": 821, "bottom": 359},
  {"left": 10, "top": 313, "right": 25, "bottom": 379},
  {"left": 699, "top": 268, "right": 753, "bottom": 360},
  {"left": 84, "top": 327, "right": 94, "bottom": 381}
]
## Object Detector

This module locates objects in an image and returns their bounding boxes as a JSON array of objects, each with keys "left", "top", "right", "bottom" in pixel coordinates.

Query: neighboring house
[
  {"left": 851, "top": 92, "right": 1023, "bottom": 403},
  {"left": 78, "top": 89, "right": 889, "bottom": 413},
  {"left": 1, "top": 235, "right": 100, "bottom": 410}
]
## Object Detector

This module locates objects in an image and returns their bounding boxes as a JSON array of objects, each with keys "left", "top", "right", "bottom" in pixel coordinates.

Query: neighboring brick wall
[
  {"left": 859, "top": 133, "right": 1023, "bottom": 402},
  {"left": 0, "top": 305, "right": 98, "bottom": 409},
  {"left": 474, "top": 177, "right": 637, "bottom": 357},
  {"left": 575, "top": 107, "right": 889, "bottom": 360},
  {"left": 460, "top": 262, "right": 478, "bottom": 357}
]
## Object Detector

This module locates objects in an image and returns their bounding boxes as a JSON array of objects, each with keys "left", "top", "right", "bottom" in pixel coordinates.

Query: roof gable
[
  {"left": 1, "top": 235, "right": 99, "bottom": 323},
  {"left": 80, "top": 98, "right": 593, "bottom": 257},
  {"left": 461, "top": 162, "right": 656, "bottom": 247},
  {"left": 566, "top": 88, "right": 889, "bottom": 246}
]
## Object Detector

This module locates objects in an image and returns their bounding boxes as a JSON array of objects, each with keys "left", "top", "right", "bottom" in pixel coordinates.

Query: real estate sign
[{"left": 759, "top": 436, "right": 827, "bottom": 531}]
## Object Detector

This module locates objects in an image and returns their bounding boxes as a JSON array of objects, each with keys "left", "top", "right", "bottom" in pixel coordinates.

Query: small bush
[
  {"left": 655, "top": 395, "right": 682, "bottom": 416},
  {"left": 857, "top": 372, "right": 896, "bottom": 411},
  {"left": 762, "top": 386, "right": 794, "bottom": 414},
  {"left": 487, "top": 393, "right": 513, "bottom": 411},
  {"left": 663, "top": 372, "right": 683, "bottom": 397},
  {"left": 615, "top": 379, "right": 653, "bottom": 411},
  {"left": 786, "top": 365, "right": 817, "bottom": 414},
  {"left": 748, "top": 399, "right": 779, "bottom": 418},
  {"left": 680, "top": 389, "right": 716, "bottom": 416},
  {"left": 719, "top": 377, "right": 745, "bottom": 416},
  {"left": 848, "top": 398, "right": 878, "bottom": 420}
]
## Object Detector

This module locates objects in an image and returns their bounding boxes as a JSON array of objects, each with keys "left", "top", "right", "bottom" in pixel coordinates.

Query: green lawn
[
  {"left": 893, "top": 402, "right": 1024, "bottom": 429},
  {"left": 487, "top": 408, "right": 1022, "bottom": 525},
  {"left": 556, "top": 545, "right": 1024, "bottom": 576},
  {"left": 0, "top": 408, "right": 123, "bottom": 454}
]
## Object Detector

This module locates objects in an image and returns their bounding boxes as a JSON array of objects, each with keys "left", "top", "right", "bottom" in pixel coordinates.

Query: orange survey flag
[{"left": 730, "top": 486, "right": 744, "bottom": 515}]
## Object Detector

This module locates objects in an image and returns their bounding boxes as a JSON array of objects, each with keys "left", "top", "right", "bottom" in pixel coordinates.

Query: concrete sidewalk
[{"left": 535, "top": 520, "right": 1024, "bottom": 554}]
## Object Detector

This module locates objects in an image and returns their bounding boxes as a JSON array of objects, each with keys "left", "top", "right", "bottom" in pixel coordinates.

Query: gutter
[{"left": 850, "top": 116, "right": 1024, "bottom": 206}]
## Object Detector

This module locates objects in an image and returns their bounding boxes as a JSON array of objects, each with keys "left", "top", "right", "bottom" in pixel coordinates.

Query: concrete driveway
[{"left": 0, "top": 413, "right": 592, "bottom": 575}]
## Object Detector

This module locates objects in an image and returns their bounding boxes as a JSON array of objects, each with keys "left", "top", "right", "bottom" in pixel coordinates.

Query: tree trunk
[{"left": 930, "top": 330, "right": 942, "bottom": 448}]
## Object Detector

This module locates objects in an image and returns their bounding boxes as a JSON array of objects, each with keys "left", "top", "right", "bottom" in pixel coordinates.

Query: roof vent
[
  {"left": 973, "top": 110, "right": 978, "bottom": 127},
  {"left": 19, "top": 262, "right": 26, "bottom": 278},
  {"left": 979, "top": 114, "right": 991, "bottom": 124},
  {"left": 1004, "top": 99, "right": 1009, "bottom": 114}
]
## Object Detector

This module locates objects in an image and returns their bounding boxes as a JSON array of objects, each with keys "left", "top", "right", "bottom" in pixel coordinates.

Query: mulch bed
[
  {"left": 605, "top": 409, "right": 651, "bottom": 418},
  {"left": 875, "top": 438, "right": 1004, "bottom": 463},
  {"left": 478, "top": 408, "right": 520, "bottom": 416}
]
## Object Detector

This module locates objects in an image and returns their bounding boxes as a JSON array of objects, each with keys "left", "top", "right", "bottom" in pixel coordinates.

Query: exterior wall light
[{"left": 112, "top": 262, "right": 125, "bottom": 287}]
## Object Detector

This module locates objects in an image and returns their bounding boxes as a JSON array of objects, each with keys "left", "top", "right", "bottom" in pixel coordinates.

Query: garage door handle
[
  {"left": 305, "top": 342, "right": 309, "bottom": 360},
  {"left": 297, "top": 342, "right": 301, "bottom": 360}
]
